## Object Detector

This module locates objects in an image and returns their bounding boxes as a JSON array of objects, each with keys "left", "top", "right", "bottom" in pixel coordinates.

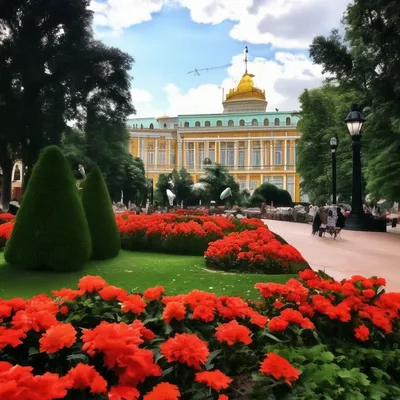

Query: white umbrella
[
  {"left": 220, "top": 187, "right": 232, "bottom": 200},
  {"left": 166, "top": 189, "right": 176, "bottom": 206}
]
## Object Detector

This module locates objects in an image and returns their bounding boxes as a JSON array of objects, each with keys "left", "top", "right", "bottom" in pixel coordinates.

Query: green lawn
[{"left": 0, "top": 250, "right": 294, "bottom": 300}]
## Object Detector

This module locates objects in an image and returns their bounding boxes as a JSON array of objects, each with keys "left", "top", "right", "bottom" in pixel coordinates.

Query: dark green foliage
[
  {"left": 297, "top": 85, "right": 354, "bottom": 204},
  {"left": 309, "top": 0, "right": 400, "bottom": 202},
  {"left": 154, "top": 174, "right": 170, "bottom": 206},
  {"left": 81, "top": 167, "right": 120, "bottom": 260},
  {"left": 251, "top": 183, "right": 293, "bottom": 207},
  {"left": 4, "top": 146, "right": 91, "bottom": 271}
]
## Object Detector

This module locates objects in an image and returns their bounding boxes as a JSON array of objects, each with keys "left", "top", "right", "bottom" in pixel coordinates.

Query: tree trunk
[{"left": 0, "top": 159, "right": 13, "bottom": 211}]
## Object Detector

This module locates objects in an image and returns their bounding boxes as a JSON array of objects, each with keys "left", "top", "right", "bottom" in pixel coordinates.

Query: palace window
[
  {"left": 239, "top": 180, "right": 247, "bottom": 191},
  {"left": 293, "top": 142, "right": 297, "bottom": 165},
  {"left": 195, "top": 121, "right": 201, "bottom": 127},
  {"left": 228, "top": 120, "right": 234, "bottom": 127},
  {"left": 286, "top": 117, "right": 291, "bottom": 126},
  {"left": 163, "top": 123, "right": 167, "bottom": 128},
  {"left": 220, "top": 142, "right": 234, "bottom": 167},
  {"left": 149, "top": 123, "right": 154, "bottom": 129},
  {"left": 184, "top": 122, "right": 189, "bottom": 128},
  {"left": 250, "top": 180, "right": 258, "bottom": 190},
  {"left": 253, "top": 142, "right": 261, "bottom": 167},
  {"left": 140, "top": 124, "right": 143, "bottom": 129},
  {"left": 275, "top": 141, "right": 282, "bottom": 165},
  {"left": 287, "top": 176, "right": 295, "bottom": 199},
  {"left": 264, "top": 118, "right": 269, "bottom": 126},
  {"left": 205, "top": 121, "right": 211, "bottom": 127},
  {"left": 239, "top": 119, "right": 245, "bottom": 126},
  {"left": 170, "top": 149, "right": 175, "bottom": 165},
  {"left": 209, "top": 143, "right": 216, "bottom": 163},
  {"left": 252, "top": 119, "right": 258, "bottom": 126},
  {"left": 147, "top": 152, "right": 154, "bottom": 165},
  {"left": 158, "top": 151, "right": 165, "bottom": 165},
  {"left": 274, "top": 118, "right": 280, "bottom": 126},
  {"left": 270, "top": 176, "right": 283, "bottom": 189},
  {"left": 198, "top": 142, "right": 205, "bottom": 167},
  {"left": 13, "top": 165, "right": 21, "bottom": 181},
  {"left": 216, "top": 120, "right": 222, "bottom": 127},
  {"left": 186, "top": 143, "right": 195, "bottom": 166}
]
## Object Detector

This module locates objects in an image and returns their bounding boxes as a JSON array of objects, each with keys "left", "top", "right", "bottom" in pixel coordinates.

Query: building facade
[{"left": 127, "top": 70, "right": 301, "bottom": 202}]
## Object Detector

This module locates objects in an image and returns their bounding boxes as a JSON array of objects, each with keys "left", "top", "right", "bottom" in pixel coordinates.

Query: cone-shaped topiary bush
[
  {"left": 5, "top": 146, "right": 91, "bottom": 271},
  {"left": 81, "top": 167, "right": 120, "bottom": 260}
]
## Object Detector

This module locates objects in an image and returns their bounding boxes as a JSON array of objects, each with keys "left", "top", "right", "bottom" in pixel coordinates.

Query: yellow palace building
[{"left": 127, "top": 67, "right": 302, "bottom": 202}]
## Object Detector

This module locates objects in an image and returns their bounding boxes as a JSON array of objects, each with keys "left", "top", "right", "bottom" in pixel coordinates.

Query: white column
[
  {"left": 270, "top": 141, "right": 273, "bottom": 172},
  {"left": 283, "top": 174, "right": 287, "bottom": 190},
  {"left": 284, "top": 139, "right": 287, "bottom": 171},
  {"left": 154, "top": 138, "right": 158, "bottom": 170},
  {"left": 205, "top": 140, "right": 209, "bottom": 159},
  {"left": 261, "top": 140, "right": 265, "bottom": 168},
  {"left": 177, "top": 134, "right": 183, "bottom": 169},
  {"left": 247, "top": 139, "right": 251, "bottom": 171},
  {"left": 234, "top": 141, "right": 239, "bottom": 170},
  {"left": 246, "top": 174, "right": 250, "bottom": 190}
]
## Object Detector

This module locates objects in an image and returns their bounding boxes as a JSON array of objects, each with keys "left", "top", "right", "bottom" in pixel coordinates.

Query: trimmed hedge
[
  {"left": 82, "top": 167, "right": 120, "bottom": 260},
  {"left": 4, "top": 146, "right": 91, "bottom": 271}
]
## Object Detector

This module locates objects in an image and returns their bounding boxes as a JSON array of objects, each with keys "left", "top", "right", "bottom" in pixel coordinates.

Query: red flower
[
  {"left": 161, "top": 333, "right": 209, "bottom": 370},
  {"left": 0, "top": 327, "right": 26, "bottom": 350},
  {"left": 195, "top": 370, "right": 232, "bottom": 392},
  {"left": 192, "top": 305, "right": 215, "bottom": 323},
  {"left": 218, "top": 396, "right": 229, "bottom": 400},
  {"left": 273, "top": 300, "right": 285, "bottom": 309},
  {"left": 260, "top": 353, "right": 300, "bottom": 385},
  {"left": 78, "top": 276, "right": 108, "bottom": 293},
  {"left": 121, "top": 295, "right": 146, "bottom": 315},
  {"left": 163, "top": 302, "right": 186, "bottom": 324},
  {"left": 215, "top": 320, "right": 252, "bottom": 345},
  {"left": 39, "top": 323, "right": 77, "bottom": 354},
  {"left": 268, "top": 317, "right": 289, "bottom": 332},
  {"left": 300, "top": 318, "right": 315, "bottom": 330},
  {"left": 99, "top": 286, "right": 127, "bottom": 301},
  {"left": 64, "top": 363, "right": 108, "bottom": 394},
  {"left": 299, "top": 269, "right": 316, "bottom": 281},
  {"left": 143, "top": 286, "right": 165, "bottom": 301},
  {"left": 60, "top": 306, "right": 69, "bottom": 314},
  {"left": 108, "top": 385, "right": 140, "bottom": 400},
  {"left": 143, "top": 382, "right": 180, "bottom": 400},
  {"left": 52, "top": 288, "right": 84, "bottom": 301},
  {"left": 362, "top": 289, "right": 376, "bottom": 299},
  {"left": 354, "top": 324, "right": 369, "bottom": 341},
  {"left": 280, "top": 309, "right": 304, "bottom": 324}
]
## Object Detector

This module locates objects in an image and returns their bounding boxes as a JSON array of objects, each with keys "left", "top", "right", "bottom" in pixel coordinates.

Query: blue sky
[{"left": 91, "top": 0, "right": 350, "bottom": 117}]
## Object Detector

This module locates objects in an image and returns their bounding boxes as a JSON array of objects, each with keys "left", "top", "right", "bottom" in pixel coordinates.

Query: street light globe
[
  {"left": 330, "top": 137, "right": 338, "bottom": 152},
  {"left": 345, "top": 103, "right": 366, "bottom": 136},
  {"left": 203, "top": 157, "right": 212, "bottom": 165}
]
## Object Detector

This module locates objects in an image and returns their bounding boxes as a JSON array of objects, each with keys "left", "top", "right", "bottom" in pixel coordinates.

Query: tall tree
[
  {"left": 297, "top": 85, "right": 354, "bottom": 204},
  {"left": 155, "top": 174, "right": 171, "bottom": 206},
  {"left": 194, "top": 164, "right": 240, "bottom": 205},
  {"left": 309, "top": 0, "right": 400, "bottom": 202},
  {"left": 171, "top": 168, "right": 194, "bottom": 206},
  {"left": 0, "top": 0, "right": 134, "bottom": 193}
]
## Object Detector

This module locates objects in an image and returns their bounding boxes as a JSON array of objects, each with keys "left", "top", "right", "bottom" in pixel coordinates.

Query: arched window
[
  {"left": 239, "top": 119, "right": 245, "bottom": 126},
  {"left": 163, "top": 123, "right": 167, "bottom": 128},
  {"left": 263, "top": 118, "right": 269, "bottom": 126},
  {"left": 205, "top": 121, "right": 211, "bottom": 127},
  {"left": 228, "top": 120, "right": 234, "bottom": 127},
  {"left": 140, "top": 124, "right": 143, "bottom": 129},
  {"left": 274, "top": 118, "right": 280, "bottom": 126},
  {"left": 216, "top": 120, "right": 222, "bottom": 127},
  {"left": 286, "top": 117, "right": 291, "bottom": 126},
  {"left": 184, "top": 122, "right": 189, "bottom": 128},
  {"left": 149, "top": 123, "right": 154, "bottom": 129},
  {"left": 195, "top": 121, "right": 201, "bottom": 127},
  {"left": 252, "top": 119, "right": 258, "bottom": 126}
]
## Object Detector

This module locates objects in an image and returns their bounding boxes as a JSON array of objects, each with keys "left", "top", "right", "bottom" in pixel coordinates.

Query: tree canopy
[
  {"left": 309, "top": 0, "right": 400, "bottom": 202},
  {"left": 0, "top": 0, "right": 134, "bottom": 204},
  {"left": 297, "top": 85, "right": 354, "bottom": 204}
]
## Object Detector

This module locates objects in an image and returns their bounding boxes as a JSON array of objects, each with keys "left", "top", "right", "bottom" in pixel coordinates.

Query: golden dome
[{"left": 225, "top": 72, "right": 266, "bottom": 102}]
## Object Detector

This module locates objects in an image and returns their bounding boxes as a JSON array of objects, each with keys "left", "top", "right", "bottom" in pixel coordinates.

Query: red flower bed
[
  {"left": 174, "top": 209, "right": 208, "bottom": 216},
  {"left": 0, "top": 221, "right": 14, "bottom": 249},
  {"left": 0, "top": 213, "right": 15, "bottom": 223},
  {"left": 205, "top": 227, "right": 308, "bottom": 274},
  {"left": 116, "top": 213, "right": 263, "bottom": 256},
  {"left": 0, "top": 273, "right": 399, "bottom": 399}
]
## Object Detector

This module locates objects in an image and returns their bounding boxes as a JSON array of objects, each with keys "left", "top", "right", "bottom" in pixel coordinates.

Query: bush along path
[{"left": 0, "top": 270, "right": 399, "bottom": 399}]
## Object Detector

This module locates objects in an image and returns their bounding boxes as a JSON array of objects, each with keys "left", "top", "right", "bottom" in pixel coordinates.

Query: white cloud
[
  {"left": 90, "top": 0, "right": 164, "bottom": 35},
  {"left": 152, "top": 50, "right": 326, "bottom": 116},
  {"left": 91, "top": 0, "right": 350, "bottom": 48},
  {"left": 130, "top": 88, "right": 162, "bottom": 118}
]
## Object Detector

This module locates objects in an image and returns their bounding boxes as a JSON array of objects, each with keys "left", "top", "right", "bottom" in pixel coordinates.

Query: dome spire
[{"left": 244, "top": 46, "right": 248, "bottom": 74}]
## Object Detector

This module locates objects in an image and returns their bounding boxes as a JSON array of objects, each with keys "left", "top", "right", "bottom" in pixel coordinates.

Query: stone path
[{"left": 264, "top": 220, "right": 400, "bottom": 293}]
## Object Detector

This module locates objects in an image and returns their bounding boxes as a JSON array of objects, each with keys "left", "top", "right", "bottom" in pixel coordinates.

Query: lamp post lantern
[
  {"left": 344, "top": 103, "right": 366, "bottom": 231},
  {"left": 330, "top": 137, "right": 338, "bottom": 205}
]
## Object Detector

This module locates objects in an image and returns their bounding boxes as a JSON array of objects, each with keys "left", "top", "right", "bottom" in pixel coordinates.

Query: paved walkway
[{"left": 264, "top": 220, "right": 400, "bottom": 293}]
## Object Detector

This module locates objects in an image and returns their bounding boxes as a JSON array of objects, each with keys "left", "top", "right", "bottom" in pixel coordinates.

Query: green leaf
[{"left": 28, "top": 347, "right": 39, "bottom": 356}]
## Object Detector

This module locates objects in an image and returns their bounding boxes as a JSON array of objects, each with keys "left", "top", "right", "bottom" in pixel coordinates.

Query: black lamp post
[
  {"left": 330, "top": 137, "right": 338, "bottom": 205},
  {"left": 345, "top": 104, "right": 366, "bottom": 231}
]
